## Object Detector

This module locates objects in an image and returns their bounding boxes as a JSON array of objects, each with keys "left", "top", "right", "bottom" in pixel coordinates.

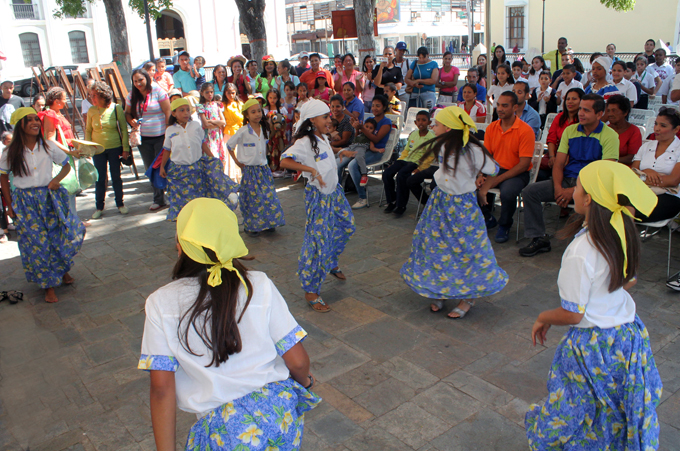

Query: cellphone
[{"left": 376, "top": 57, "right": 388, "bottom": 63}]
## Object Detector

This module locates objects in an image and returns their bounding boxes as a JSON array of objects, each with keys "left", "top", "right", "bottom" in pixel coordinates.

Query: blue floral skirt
[
  {"left": 525, "top": 316, "right": 662, "bottom": 451},
  {"left": 166, "top": 156, "right": 239, "bottom": 221},
  {"left": 400, "top": 189, "right": 508, "bottom": 299},
  {"left": 299, "top": 184, "right": 355, "bottom": 294},
  {"left": 185, "top": 379, "right": 321, "bottom": 451},
  {"left": 240, "top": 165, "right": 285, "bottom": 233},
  {"left": 13, "top": 187, "right": 85, "bottom": 289}
]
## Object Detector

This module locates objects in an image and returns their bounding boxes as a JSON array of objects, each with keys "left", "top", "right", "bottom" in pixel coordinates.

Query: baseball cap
[
  {"left": 396, "top": 41, "right": 407, "bottom": 50},
  {"left": 316, "top": 71, "right": 326, "bottom": 78},
  {"left": 299, "top": 51, "right": 309, "bottom": 58}
]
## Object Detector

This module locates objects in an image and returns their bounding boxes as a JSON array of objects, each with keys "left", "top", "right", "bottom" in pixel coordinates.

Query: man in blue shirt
[
  {"left": 173, "top": 51, "right": 197, "bottom": 95},
  {"left": 513, "top": 81, "right": 541, "bottom": 139},
  {"left": 457, "top": 67, "right": 486, "bottom": 103}
]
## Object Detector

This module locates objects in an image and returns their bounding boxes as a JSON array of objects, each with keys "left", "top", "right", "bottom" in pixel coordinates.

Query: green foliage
[
  {"left": 53, "top": 0, "right": 175, "bottom": 19},
  {"left": 599, "top": 0, "right": 636, "bottom": 11}
]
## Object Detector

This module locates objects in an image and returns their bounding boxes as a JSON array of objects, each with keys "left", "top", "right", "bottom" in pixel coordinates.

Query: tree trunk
[
  {"left": 355, "top": 0, "right": 376, "bottom": 64},
  {"left": 101, "top": 0, "right": 132, "bottom": 73},
  {"left": 234, "top": 0, "right": 268, "bottom": 71}
]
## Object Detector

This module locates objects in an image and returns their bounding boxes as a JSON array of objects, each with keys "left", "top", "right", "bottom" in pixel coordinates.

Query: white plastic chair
[
  {"left": 368, "top": 128, "right": 398, "bottom": 207},
  {"left": 648, "top": 95, "right": 663, "bottom": 110},
  {"left": 638, "top": 212, "right": 680, "bottom": 278},
  {"left": 539, "top": 113, "right": 558, "bottom": 147},
  {"left": 401, "top": 107, "right": 428, "bottom": 139},
  {"left": 644, "top": 116, "right": 655, "bottom": 139},
  {"left": 652, "top": 103, "right": 679, "bottom": 114},
  {"left": 629, "top": 108, "right": 656, "bottom": 127},
  {"left": 637, "top": 125, "right": 646, "bottom": 139}
]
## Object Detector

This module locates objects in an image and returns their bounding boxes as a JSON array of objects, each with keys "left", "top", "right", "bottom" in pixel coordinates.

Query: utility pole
[{"left": 541, "top": 0, "right": 546, "bottom": 53}]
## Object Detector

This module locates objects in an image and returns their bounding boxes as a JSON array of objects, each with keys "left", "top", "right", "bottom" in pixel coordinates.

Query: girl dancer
[
  {"left": 160, "top": 99, "right": 238, "bottom": 221},
  {"left": 139, "top": 198, "right": 320, "bottom": 451},
  {"left": 400, "top": 106, "right": 508, "bottom": 318},
  {"left": 227, "top": 99, "right": 285, "bottom": 236},
  {"left": 0, "top": 108, "right": 85, "bottom": 303},
  {"left": 526, "top": 160, "right": 662, "bottom": 450},
  {"left": 280, "top": 99, "right": 355, "bottom": 313},
  {"left": 196, "top": 83, "right": 227, "bottom": 167}
]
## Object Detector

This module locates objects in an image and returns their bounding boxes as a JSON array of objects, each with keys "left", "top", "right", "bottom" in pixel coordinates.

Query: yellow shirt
[{"left": 223, "top": 101, "right": 243, "bottom": 137}]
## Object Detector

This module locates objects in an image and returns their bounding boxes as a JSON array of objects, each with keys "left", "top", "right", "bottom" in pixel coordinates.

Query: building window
[
  {"left": 19, "top": 33, "right": 43, "bottom": 67},
  {"left": 507, "top": 6, "right": 525, "bottom": 50},
  {"left": 69, "top": 31, "right": 89, "bottom": 63}
]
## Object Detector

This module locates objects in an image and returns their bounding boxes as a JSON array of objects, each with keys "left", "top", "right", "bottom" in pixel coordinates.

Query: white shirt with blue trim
[
  {"left": 0, "top": 140, "right": 68, "bottom": 189},
  {"left": 226, "top": 123, "right": 268, "bottom": 166},
  {"left": 281, "top": 134, "right": 338, "bottom": 195},
  {"left": 162, "top": 121, "right": 204, "bottom": 165}
]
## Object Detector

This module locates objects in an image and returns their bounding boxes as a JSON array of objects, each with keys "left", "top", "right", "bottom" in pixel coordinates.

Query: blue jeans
[
  {"left": 408, "top": 91, "right": 437, "bottom": 109},
  {"left": 348, "top": 150, "right": 383, "bottom": 199},
  {"left": 93, "top": 146, "right": 124, "bottom": 211},
  {"left": 364, "top": 100, "right": 373, "bottom": 113}
]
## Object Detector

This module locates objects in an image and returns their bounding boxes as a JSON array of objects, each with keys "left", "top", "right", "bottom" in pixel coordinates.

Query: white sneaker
[
  {"left": 149, "top": 203, "right": 162, "bottom": 211},
  {"left": 118, "top": 206, "right": 129, "bottom": 215},
  {"left": 92, "top": 210, "right": 103, "bottom": 219},
  {"left": 352, "top": 198, "right": 368, "bottom": 209}
]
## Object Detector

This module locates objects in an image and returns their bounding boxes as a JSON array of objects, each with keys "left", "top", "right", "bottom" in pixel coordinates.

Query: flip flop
[
  {"left": 307, "top": 296, "right": 331, "bottom": 313},
  {"left": 448, "top": 300, "right": 474, "bottom": 319},
  {"left": 329, "top": 268, "right": 346, "bottom": 280},
  {"left": 8, "top": 291, "right": 23, "bottom": 305}
]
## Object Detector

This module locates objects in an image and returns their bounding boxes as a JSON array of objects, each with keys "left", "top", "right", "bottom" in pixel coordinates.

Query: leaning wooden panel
[
  {"left": 31, "top": 67, "right": 46, "bottom": 94},
  {"left": 38, "top": 65, "right": 52, "bottom": 90},
  {"left": 87, "top": 67, "right": 101, "bottom": 82},
  {"left": 55, "top": 67, "right": 74, "bottom": 98},
  {"left": 99, "top": 62, "right": 128, "bottom": 107}
]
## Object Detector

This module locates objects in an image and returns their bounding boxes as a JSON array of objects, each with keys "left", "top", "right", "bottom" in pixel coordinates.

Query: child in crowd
[
  {"left": 168, "top": 89, "right": 182, "bottom": 103},
  {"left": 280, "top": 99, "right": 355, "bottom": 313},
  {"left": 194, "top": 56, "right": 207, "bottom": 89},
  {"left": 139, "top": 198, "right": 320, "bottom": 451},
  {"left": 400, "top": 106, "right": 508, "bottom": 319},
  {"left": 222, "top": 83, "right": 243, "bottom": 181},
  {"left": 529, "top": 70, "right": 557, "bottom": 128},
  {"left": 340, "top": 118, "right": 381, "bottom": 187},
  {"left": 31, "top": 94, "right": 45, "bottom": 112},
  {"left": 458, "top": 83, "right": 487, "bottom": 123},
  {"left": 312, "top": 72, "right": 333, "bottom": 104},
  {"left": 329, "top": 118, "right": 340, "bottom": 143},
  {"left": 282, "top": 81, "right": 297, "bottom": 142},
  {"left": 385, "top": 83, "right": 402, "bottom": 115},
  {"left": 196, "top": 83, "right": 227, "bottom": 167},
  {"left": 154, "top": 58, "right": 174, "bottom": 92},
  {"left": 512, "top": 61, "right": 527, "bottom": 83},
  {"left": 263, "top": 90, "right": 288, "bottom": 174},
  {"left": 555, "top": 64, "right": 583, "bottom": 106},
  {"left": 160, "top": 99, "right": 239, "bottom": 221},
  {"left": 487, "top": 63, "right": 514, "bottom": 110},
  {"left": 297, "top": 83, "right": 310, "bottom": 108},
  {"left": 525, "top": 161, "right": 662, "bottom": 450},
  {"left": 611, "top": 61, "right": 638, "bottom": 107},
  {"left": 227, "top": 99, "right": 285, "bottom": 236},
  {"left": 632, "top": 56, "right": 656, "bottom": 110}
]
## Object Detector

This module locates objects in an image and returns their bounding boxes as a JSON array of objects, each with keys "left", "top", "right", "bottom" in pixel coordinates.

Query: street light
[{"left": 541, "top": 0, "right": 546, "bottom": 53}]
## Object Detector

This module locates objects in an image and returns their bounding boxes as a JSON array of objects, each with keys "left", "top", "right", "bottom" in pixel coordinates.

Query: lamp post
[
  {"left": 541, "top": 0, "right": 546, "bottom": 53},
  {"left": 143, "top": 0, "right": 155, "bottom": 61}
]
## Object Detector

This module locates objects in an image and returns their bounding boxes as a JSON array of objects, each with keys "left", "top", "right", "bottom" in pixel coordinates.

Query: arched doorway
[{"left": 156, "top": 10, "right": 186, "bottom": 57}]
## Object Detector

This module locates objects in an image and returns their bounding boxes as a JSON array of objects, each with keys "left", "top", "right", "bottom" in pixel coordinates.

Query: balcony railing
[{"left": 12, "top": 3, "right": 42, "bottom": 20}]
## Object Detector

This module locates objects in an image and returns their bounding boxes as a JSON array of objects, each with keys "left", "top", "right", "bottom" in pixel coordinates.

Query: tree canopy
[
  {"left": 599, "top": 0, "right": 636, "bottom": 12},
  {"left": 53, "top": 0, "right": 174, "bottom": 19}
]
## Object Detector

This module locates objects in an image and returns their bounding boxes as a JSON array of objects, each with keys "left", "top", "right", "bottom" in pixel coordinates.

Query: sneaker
[
  {"left": 92, "top": 210, "right": 103, "bottom": 219},
  {"left": 352, "top": 198, "right": 368, "bottom": 209},
  {"left": 384, "top": 203, "right": 396, "bottom": 213},
  {"left": 519, "top": 237, "right": 551, "bottom": 257},
  {"left": 485, "top": 215, "right": 498, "bottom": 230},
  {"left": 118, "top": 206, "right": 129, "bottom": 215},
  {"left": 393, "top": 206, "right": 406, "bottom": 217},
  {"left": 149, "top": 203, "right": 164, "bottom": 211},
  {"left": 359, "top": 174, "right": 369, "bottom": 186},
  {"left": 495, "top": 226, "right": 510, "bottom": 243},
  {"left": 667, "top": 273, "right": 680, "bottom": 291}
]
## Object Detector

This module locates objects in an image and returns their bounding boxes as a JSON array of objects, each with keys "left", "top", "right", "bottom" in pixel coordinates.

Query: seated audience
[{"left": 604, "top": 94, "right": 641, "bottom": 166}]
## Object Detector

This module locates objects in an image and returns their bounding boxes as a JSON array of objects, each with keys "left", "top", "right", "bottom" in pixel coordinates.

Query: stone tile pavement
[{"left": 1, "top": 159, "right": 680, "bottom": 451}]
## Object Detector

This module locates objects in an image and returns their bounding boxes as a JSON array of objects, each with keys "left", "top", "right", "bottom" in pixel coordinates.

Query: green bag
[
  {"left": 77, "top": 158, "right": 98, "bottom": 189},
  {"left": 53, "top": 156, "right": 80, "bottom": 195}
]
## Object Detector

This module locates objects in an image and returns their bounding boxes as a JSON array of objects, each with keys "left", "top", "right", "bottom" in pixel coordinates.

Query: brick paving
[{"left": 1, "top": 156, "right": 679, "bottom": 451}]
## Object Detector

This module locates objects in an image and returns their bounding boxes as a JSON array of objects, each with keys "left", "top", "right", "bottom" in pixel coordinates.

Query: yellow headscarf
[
  {"left": 176, "top": 198, "right": 250, "bottom": 290},
  {"left": 242, "top": 98, "right": 260, "bottom": 113},
  {"left": 170, "top": 98, "right": 190, "bottom": 111},
  {"left": 434, "top": 106, "right": 477, "bottom": 146},
  {"left": 10, "top": 107, "right": 38, "bottom": 126},
  {"left": 579, "top": 160, "right": 658, "bottom": 277}
]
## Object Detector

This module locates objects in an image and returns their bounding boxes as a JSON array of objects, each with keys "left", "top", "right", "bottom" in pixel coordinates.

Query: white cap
[{"left": 299, "top": 51, "right": 309, "bottom": 59}]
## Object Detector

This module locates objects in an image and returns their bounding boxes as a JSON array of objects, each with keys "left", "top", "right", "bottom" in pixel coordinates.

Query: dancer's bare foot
[
  {"left": 62, "top": 273, "right": 75, "bottom": 285},
  {"left": 45, "top": 288, "right": 59, "bottom": 303}
]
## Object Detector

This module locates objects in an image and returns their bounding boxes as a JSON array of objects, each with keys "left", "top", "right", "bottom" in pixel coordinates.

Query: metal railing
[{"left": 12, "top": 3, "right": 41, "bottom": 20}]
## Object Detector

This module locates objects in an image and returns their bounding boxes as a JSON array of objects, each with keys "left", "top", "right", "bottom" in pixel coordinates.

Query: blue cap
[{"left": 396, "top": 41, "right": 407, "bottom": 50}]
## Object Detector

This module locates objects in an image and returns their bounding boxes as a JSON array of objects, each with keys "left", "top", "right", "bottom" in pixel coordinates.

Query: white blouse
[
  {"left": 558, "top": 229, "right": 636, "bottom": 329},
  {"left": 633, "top": 137, "right": 680, "bottom": 197},
  {"left": 487, "top": 82, "right": 514, "bottom": 107},
  {"left": 613, "top": 79, "right": 638, "bottom": 104},
  {"left": 227, "top": 123, "right": 268, "bottom": 166},
  {"left": 138, "top": 271, "right": 305, "bottom": 416},
  {"left": 434, "top": 143, "right": 498, "bottom": 196},
  {"left": 281, "top": 134, "right": 338, "bottom": 195},
  {"left": 0, "top": 140, "right": 68, "bottom": 189},
  {"left": 162, "top": 121, "right": 204, "bottom": 165}
]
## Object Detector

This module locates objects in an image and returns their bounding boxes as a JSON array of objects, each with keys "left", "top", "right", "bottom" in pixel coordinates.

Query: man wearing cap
[
  {"left": 173, "top": 51, "right": 197, "bottom": 96},
  {"left": 296, "top": 52, "right": 311, "bottom": 77},
  {"left": 0, "top": 81, "right": 26, "bottom": 133},
  {"left": 300, "top": 53, "right": 334, "bottom": 92},
  {"left": 394, "top": 42, "right": 411, "bottom": 107}
]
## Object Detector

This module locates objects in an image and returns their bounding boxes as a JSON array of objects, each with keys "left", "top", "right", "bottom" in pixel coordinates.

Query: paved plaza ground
[{"left": 1, "top": 156, "right": 680, "bottom": 451}]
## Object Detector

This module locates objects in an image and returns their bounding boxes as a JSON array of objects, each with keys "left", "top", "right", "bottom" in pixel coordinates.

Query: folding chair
[{"left": 638, "top": 213, "right": 680, "bottom": 279}]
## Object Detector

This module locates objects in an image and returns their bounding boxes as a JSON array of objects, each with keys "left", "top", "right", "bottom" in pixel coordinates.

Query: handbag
[{"left": 113, "top": 104, "right": 134, "bottom": 166}]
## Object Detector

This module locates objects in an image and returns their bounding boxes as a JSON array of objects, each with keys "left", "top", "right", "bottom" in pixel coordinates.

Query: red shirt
[
  {"left": 300, "top": 68, "right": 334, "bottom": 92},
  {"left": 546, "top": 112, "right": 577, "bottom": 147},
  {"left": 616, "top": 123, "right": 642, "bottom": 165},
  {"left": 227, "top": 75, "right": 249, "bottom": 103},
  {"left": 39, "top": 109, "right": 74, "bottom": 146}
]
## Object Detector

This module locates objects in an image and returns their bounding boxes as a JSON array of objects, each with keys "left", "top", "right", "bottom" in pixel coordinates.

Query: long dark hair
[
  {"left": 557, "top": 195, "right": 640, "bottom": 292},
  {"left": 558, "top": 87, "right": 585, "bottom": 127},
  {"left": 266, "top": 89, "right": 282, "bottom": 113},
  {"left": 494, "top": 64, "right": 514, "bottom": 85},
  {"left": 7, "top": 115, "right": 50, "bottom": 177},
  {"left": 418, "top": 128, "right": 492, "bottom": 175},
  {"left": 260, "top": 60, "right": 278, "bottom": 78},
  {"left": 243, "top": 105, "right": 270, "bottom": 139},
  {"left": 292, "top": 118, "right": 321, "bottom": 156},
  {"left": 529, "top": 56, "right": 548, "bottom": 75},
  {"left": 212, "top": 64, "right": 228, "bottom": 91},
  {"left": 174, "top": 248, "right": 253, "bottom": 367},
  {"left": 491, "top": 45, "right": 506, "bottom": 73},
  {"left": 129, "top": 69, "right": 153, "bottom": 120}
]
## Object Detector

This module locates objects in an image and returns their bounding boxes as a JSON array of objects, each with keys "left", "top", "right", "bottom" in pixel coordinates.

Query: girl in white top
[
  {"left": 525, "top": 160, "right": 662, "bottom": 451},
  {"left": 611, "top": 60, "right": 637, "bottom": 107},
  {"left": 487, "top": 63, "right": 514, "bottom": 116},
  {"left": 160, "top": 98, "right": 239, "bottom": 221},
  {"left": 400, "top": 106, "right": 508, "bottom": 319},
  {"left": 0, "top": 107, "right": 85, "bottom": 303},
  {"left": 139, "top": 198, "right": 320, "bottom": 451},
  {"left": 279, "top": 100, "right": 356, "bottom": 313},
  {"left": 458, "top": 83, "right": 487, "bottom": 123},
  {"left": 227, "top": 99, "right": 285, "bottom": 236}
]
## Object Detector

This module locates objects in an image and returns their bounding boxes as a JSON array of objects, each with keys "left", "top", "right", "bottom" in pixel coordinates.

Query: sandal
[
  {"left": 307, "top": 296, "right": 331, "bottom": 313},
  {"left": 430, "top": 300, "right": 444, "bottom": 313},
  {"left": 448, "top": 300, "right": 474, "bottom": 319},
  {"left": 329, "top": 268, "right": 346, "bottom": 280},
  {"left": 8, "top": 290, "right": 23, "bottom": 305},
  {"left": 0, "top": 291, "right": 7, "bottom": 303}
]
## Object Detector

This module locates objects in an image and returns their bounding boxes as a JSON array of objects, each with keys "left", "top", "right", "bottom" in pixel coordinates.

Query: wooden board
[
  {"left": 87, "top": 67, "right": 101, "bottom": 82},
  {"left": 38, "top": 65, "right": 53, "bottom": 90},
  {"left": 31, "top": 67, "right": 46, "bottom": 94},
  {"left": 99, "top": 63, "right": 128, "bottom": 108},
  {"left": 55, "top": 67, "right": 74, "bottom": 98}
]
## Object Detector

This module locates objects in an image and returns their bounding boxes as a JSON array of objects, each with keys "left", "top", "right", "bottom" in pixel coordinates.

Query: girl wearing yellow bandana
[
  {"left": 139, "top": 199, "right": 320, "bottom": 451},
  {"left": 526, "top": 160, "right": 662, "bottom": 451},
  {"left": 160, "top": 98, "right": 239, "bottom": 221},
  {"left": 400, "top": 106, "right": 508, "bottom": 319}
]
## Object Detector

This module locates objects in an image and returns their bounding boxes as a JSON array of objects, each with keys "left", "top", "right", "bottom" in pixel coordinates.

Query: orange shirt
[
  {"left": 300, "top": 68, "right": 334, "bottom": 92},
  {"left": 484, "top": 117, "right": 535, "bottom": 170}
]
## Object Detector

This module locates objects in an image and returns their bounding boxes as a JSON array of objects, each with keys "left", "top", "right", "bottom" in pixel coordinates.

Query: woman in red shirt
[{"left": 604, "top": 94, "right": 641, "bottom": 166}]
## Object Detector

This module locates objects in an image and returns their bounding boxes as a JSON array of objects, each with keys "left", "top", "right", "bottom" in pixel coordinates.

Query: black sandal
[
  {"left": 8, "top": 291, "right": 23, "bottom": 305},
  {"left": 0, "top": 291, "right": 7, "bottom": 303}
]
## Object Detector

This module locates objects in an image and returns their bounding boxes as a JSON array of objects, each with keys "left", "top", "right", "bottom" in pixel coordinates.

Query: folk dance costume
[
  {"left": 227, "top": 111, "right": 285, "bottom": 233},
  {"left": 401, "top": 107, "right": 508, "bottom": 300},
  {"left": 139, "top": 199, "right": 320, "bottom": 451},
  {"left": 281, "top": 100, "right": 355, "bottom": 295},
  {"left": 196, "top": 101, "right": 227, "bottom": 165},
  {"left": 163, "top": 110, "right": 239, "bottom": 222},
  {"left": 525, "top": 161, "right": 662, "bottom": 451},
  {"left": 0, "top": 109, "right": 85, "bottom": 289}
]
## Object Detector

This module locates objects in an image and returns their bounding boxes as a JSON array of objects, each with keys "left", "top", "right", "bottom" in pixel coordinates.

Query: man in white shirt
[
  {"left": 660, "top": 59, "right": 680, "bottom": 105},
  {"left": 394, "top": 42, "right": 410, "bottom": 106},
  {"left": 671, "top": 73, "right": 680, "bottom": 103}
]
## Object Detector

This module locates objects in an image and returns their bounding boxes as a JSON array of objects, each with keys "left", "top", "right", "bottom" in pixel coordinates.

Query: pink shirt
[
  {"left": 439, "top": 66, "right": 460, "bottom": 95},
  {"left": 336, "top": 70, "right": 362, "bottom": 98},
  {"left": 154, "top": 72, "right": 174, "bottom": 93}
]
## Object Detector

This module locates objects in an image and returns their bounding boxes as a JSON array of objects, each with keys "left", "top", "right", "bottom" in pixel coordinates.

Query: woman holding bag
[
  {"left": 125, "top": 69, "right": 171, "bottom": 211},
  {"left": 86, "top": 82, "right": 129, "bottom": 219}
]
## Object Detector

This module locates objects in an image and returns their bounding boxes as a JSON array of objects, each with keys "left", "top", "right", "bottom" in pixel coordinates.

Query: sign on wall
[{"left": 377, "top": 0, "right": 399, "bottom": 24}]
